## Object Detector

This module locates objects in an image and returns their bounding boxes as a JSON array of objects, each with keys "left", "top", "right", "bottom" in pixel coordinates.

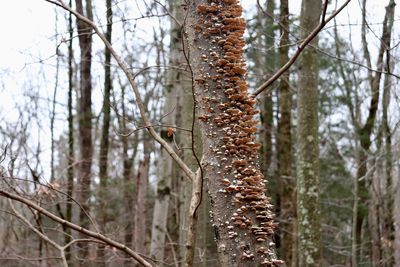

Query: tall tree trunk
[
  {"left": 98, "top": 0, "right": 112, "bottom": 264},
  {"left": 75, "top": 0, "right": 93, "bottom": 263},
  {"left": 65, "top": 0, "right": 75, "bottom": 262},
  {"left": 163, "top": 1, "right": 212, "bottom": 265},
  {"left": 260, "top": 0, "right": 275, "bottom": 176},
  {"left": 370, "top": 140, "right": 383, "bottom": 267},
  {"left": 134, "top": 139, "right": 150, "bottom": 256},
  {"left": 184, "top": 1, "right": 280, "bottom": 266},
  {"left": 149, "top": 1, "right": 185, "bottom": 261},
  {"left": 296, "top": 0, "right": 322, "bottom": 266},
  {"left": 381, "top": 35, "right": 394, "bottom": 267},
  {"left": 277, "top": 0, "right": 295, "bottom": 265},
  {"left": 178, "top": 62, "right": 203, "bottom": 266},
  {"left": 150, "top": 88, "right": 177, "bottom": 263}
]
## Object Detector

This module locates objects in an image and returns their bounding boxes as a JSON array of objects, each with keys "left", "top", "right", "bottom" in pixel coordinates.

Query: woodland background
[{"left": 0, "top": 0, "right": 399, "bottom": 266}]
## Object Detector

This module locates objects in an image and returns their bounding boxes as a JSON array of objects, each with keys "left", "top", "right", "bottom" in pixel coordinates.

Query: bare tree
[
  {"left": 97, "top": 0, "right": 113, "bottom": 264},
  {"left": 296, "top": 0, "right": 322, "bottom": 266},
  {"left": 276, "top": 0, "right": 295, "bottom": 265},
  {"left": 75, "top": 0, "right": 94, "bottom": 263},
  {"left": 65, "top": 0, "right": 75, "bottom": 263}
]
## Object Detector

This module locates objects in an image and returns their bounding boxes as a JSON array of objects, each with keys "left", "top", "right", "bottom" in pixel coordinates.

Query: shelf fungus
[{"left": 189, "top": 0, "right": 282, "bottom": 265}]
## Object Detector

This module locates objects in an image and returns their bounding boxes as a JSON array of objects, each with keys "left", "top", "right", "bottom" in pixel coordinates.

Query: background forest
[{"left": 0, "top": 0, "right": 399, "bottom": 266}]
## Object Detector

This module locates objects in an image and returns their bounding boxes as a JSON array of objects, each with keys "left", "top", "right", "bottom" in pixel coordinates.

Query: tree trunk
[
  {"left": 149, "top": 1, "right": 186, "bottom": 261},
  {"left": 370, "top": 147, "right": 383, "bottom": 267},
  {"left": 75, "top": 0, "right": 93, "bottom": 264},
  {"left": 65, "top": 0, "right": 75, "bottom": 263},
  {"left": 163, "top": 1, "right": 213, "bottom": 265},
  {"left": 296, "top": 0, "right": 322, "bottom": 266},
  {"left": 260, "top": 0, "right": 274, "bottom": 176},
  {"left": 150, "top": 89, "right": 176, "bottom": 263},
  {"left": 134, "top": 139, "right": 150, "bottom": 256},
  {"left": 98, "top": 0, "right": 112, "bottom": 264},
  {"left": 382, "top": 50, "right": 394, "bottom": 267},
  {"left": 178, "top": 67, "right": 203, "bottom": 265},
  {"left": 184, "top": 1, "right": 280, "bottom": 266},
  {"left": 277, "top": 0, "right": 295, "bottom": 265}
]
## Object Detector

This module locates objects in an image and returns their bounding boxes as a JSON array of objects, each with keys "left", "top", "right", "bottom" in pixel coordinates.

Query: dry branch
[
  {"left": 0, "top": 189, "right": 154, "bottom": 267},
  {"left": 252, "top": 0, "right": 352, "bottom": 97}
]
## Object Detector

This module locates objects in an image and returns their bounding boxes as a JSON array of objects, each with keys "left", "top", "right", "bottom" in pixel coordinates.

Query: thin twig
[
  {"left": 1, "top": 189, "right": 154, "bottom": 267},
  {"left": 253, "top": 0, "right": 352, "bottom": 97},
  {"left": 44, "top": 0, "right": 195, "bottom": 182}
]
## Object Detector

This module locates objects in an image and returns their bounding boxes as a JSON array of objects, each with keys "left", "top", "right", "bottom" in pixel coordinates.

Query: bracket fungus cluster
[{"left": 188, "top": 0, "right": 284, "bottom": 265}]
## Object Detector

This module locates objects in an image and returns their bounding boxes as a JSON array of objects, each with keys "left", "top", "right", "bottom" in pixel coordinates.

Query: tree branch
[
  {"left": 0, "top": 189, "right": 154, "bottom": 267},
  {"left": 44, "top": 0, "right": 195, "bottom": 181},
  {"left": 253, "top": 0, "right": 352, "bottom": 97}
]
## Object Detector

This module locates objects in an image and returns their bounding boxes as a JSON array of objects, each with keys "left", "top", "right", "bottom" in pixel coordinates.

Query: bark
[
  {"left": 184, "top": 1, "right": 280, "bottom": 266},
  {"left": 381, "top": 37, "right": 394, "bottom": 267},
  {"left": 150, "top": 82, "right": 177, "bottom": 262},
  {"left": 184, "top": 169, "right": 202, "bottom": 267},
  {"left": 134, "top": 139, "right": 150, "bottom": 256},
  {"left": 165, "top": 1, "right": 200, "bottom": 263},
  {"left": 65, "top": 0, "right": 74, "bottom": 263},
  {"left": 259, "top": 0, "right": 274, "bottom": 175},
  {"left": 167, "top": 1, "right": 212, "bottom": 265},
  {"left": 76, "top": 0, "right": 93, "bottom": 263},
  {"left": 277, "top": 0, "right": 295, "bottom": 265},
  {"left": 178, "top": 171, "right": 192, "bottom": 263},
  {"left": 98, "top": 0, "right": 112, "bottom": 264},
  {"left": 370, "top": 146, "right": 383, "bottom": 267},
  {"left": 178, "top": 69, "right": 202, "bottom": 264},
  {"left": 296, "top": 0, "right": 322, "bottom": 266}
]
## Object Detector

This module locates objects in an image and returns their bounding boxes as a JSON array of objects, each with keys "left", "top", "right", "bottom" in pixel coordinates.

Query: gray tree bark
[
  {"left": 296, "top": 0, "right": 322, "bottom": 266},
  {"left": 150, "top": 71, "right": 177, "bottom": 263},
  {"left": 277, "top": 0, "right": 296, "bottom": 266}
]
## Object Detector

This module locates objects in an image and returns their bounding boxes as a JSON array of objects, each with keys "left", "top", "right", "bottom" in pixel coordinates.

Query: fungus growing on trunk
[{"left": 185, "top": 0, "right": 282, "bottom": 265}]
